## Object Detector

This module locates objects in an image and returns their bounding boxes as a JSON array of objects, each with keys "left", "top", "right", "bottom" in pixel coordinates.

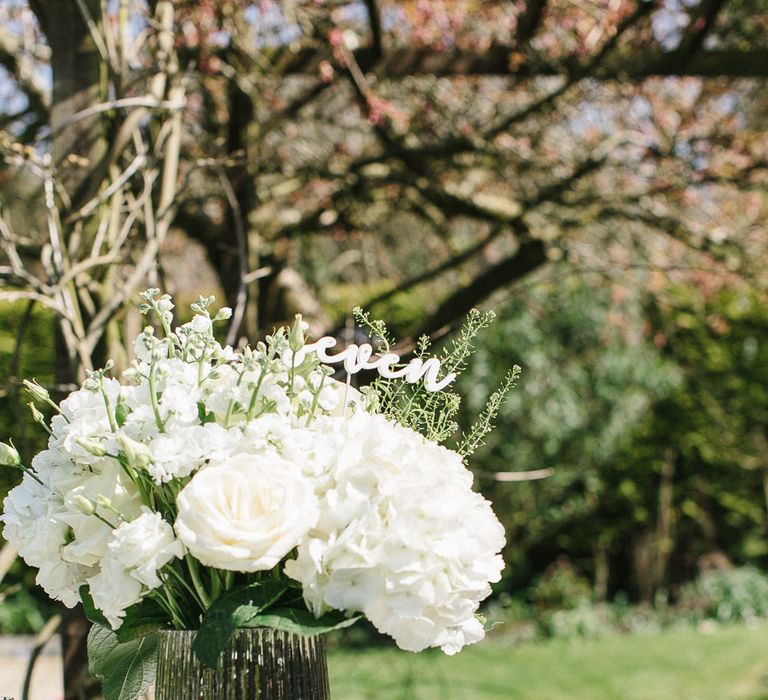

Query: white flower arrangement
[{"left": 1, "top": 290, "right": 518, "bottom": 699}]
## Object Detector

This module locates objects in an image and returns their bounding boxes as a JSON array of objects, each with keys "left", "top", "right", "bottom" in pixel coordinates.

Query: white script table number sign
[{"left": 284, "top": 336, "right": 457, "bottom": 392}]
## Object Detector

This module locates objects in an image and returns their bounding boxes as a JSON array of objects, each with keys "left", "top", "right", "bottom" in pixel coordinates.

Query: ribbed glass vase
[{"left": 154, "top": 628, "right": 330, "bottom": 700}]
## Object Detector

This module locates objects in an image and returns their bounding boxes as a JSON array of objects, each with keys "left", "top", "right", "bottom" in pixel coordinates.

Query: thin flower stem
[
  {"left": 45, "top": 398, "right": 70, "bottom": 422},
  {"left": 246, "top": 371, "right": 267, "bottom": 421},
  {"left": 91, "top": 511, "right": 117, "bottom": 529},
  {"left": 185, "top": 554, "right": 211, "bottom": 609},
  {"left": 305, "top": 373, "right": 327, "bottom": 427},
  {"left": 209, "top": 567, "right": 224, "bottom": 602},
  {"left": 224, "top": 371, "right": 245, "bottom": 427},
  {"left": 99, "top": 384, "right": 118, "bottom": 433},
  {"left": 152, "top": 588, "right": 186, "bottom": 629},
  {"left": 148, "top": 356, "right": 165, "bottom": 432},
  {"left": 164, "top": 563, "right": 206, "bottom": 610},
  {"left": 15, "top": 464, "right": 44, "bottom": 486},
  {"left": 289, "top": 351, "right": 296, "bottom": 398}
]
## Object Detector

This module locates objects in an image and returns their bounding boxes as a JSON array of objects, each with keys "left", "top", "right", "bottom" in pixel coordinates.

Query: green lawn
[{"left": 328, "top": 624, "right": 768, "bottom": 700}]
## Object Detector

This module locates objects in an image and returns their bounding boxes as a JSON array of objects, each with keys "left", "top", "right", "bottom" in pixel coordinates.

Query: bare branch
[
  {"left": 364, "top": 225, "right": 506, "bottom": 310},
  {"left": 495, "top": 468, "right": 555, "bottom": 482},
  {"left": 0, "top": 26, "right": 50, "bottom": 120},
  {"left": 415, "top": 237, "right": 547, "bottom": 340},
  {"left": 36, "top": 97, "right": 185, "bottom": 143},
  {"left": 74, "top": 0, "right": 111, "bottom": 67},
  {"left": 516, "top": 0, "right": 548, "bottom": 46},
  {"left": 0, "top": 290, "right": 67, "bottom": 315},
  {"left": 218, "top": 170, "right": 249, "bottom": 347},
  {"left": 65, "top": 153, "right": 146, "bottom": 222},
  {"left": 363, "top": 0, "right": 383, "bottom": 59}
]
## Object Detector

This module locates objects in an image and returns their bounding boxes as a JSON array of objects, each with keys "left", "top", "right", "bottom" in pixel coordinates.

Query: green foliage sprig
[
  {"left": 459, "top": 366, "right": 521, "bottom": 458},
  {"left": 354, "top": 307, "right": 519, "bottom": 453}
]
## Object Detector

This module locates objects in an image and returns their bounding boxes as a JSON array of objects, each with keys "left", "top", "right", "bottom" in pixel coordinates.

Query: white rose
[{"left": 174, "top": 453, "right": 319, "bottom": 572}]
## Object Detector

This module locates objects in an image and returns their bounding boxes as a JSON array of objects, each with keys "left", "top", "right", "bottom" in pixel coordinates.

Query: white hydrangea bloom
[
  {"left": 145, "top": 422, "right": 235, "bottom": 483},
  {"left": 284, "top": 412, "right": 506, "bottom": 655}
]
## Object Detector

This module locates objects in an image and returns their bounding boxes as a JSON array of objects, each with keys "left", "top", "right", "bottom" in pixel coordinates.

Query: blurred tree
[
  {"left": 458, "top": 268, "right": 681, "bottom": 599},
  {"left": 0, "top": 0, "right": 766, "bottom": 353},
  {"left": 0, "top": 0, "right": 766, "bottom": 693},
  {"left": 461, "top": 272, "right": 768, "bottom": 604}
]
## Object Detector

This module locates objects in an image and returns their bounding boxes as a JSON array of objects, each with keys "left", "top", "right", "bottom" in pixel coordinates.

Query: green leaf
[
  {"left": 197, "top": 402, "right": 214, "bottom": 423},
  {"left": 193, "top": 580, "right": 287, "bottom": 669},
  {"left": 115, "top": 401, "right": 132, "bottom": 427},
  {"left": 80, "top": 585, "right": 110, "bottom": 628},
  {"left": 245, "top": 607, "right": 361, "bottom": 636},
  {"left": 87, "top": 623, "right": 120, "bottom": 678},
  {"left": 88, "top": 624, "right": 158, "bottom": 700},
  {"left": 116, "top": 597, "right": 168, "bottom": 643}
]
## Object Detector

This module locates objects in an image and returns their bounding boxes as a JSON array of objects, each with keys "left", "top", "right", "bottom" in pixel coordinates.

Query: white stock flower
[
  {"left": 187, "top": 314, "right": 212, "bottom": 335},
  {"left": 1, "top": 467, "right": 89, "bottom": 607},
  {"left": 88, "top": 509, "right": 183, "bottom": 629},
  {"left": 51, "top": 380, "right": 122, "bottom": 463},
  {"left": 57, "top": 459, "right": 142, "bottom": 566},
  {"left": 155, "top": 359, "right": 202, "bottom": 427},
  {"left": 284, "top": 412, "right": 506, "bottom": 655},
  {"left": 107, "top": 509, "right": 183, "bottom": 588},
  {"left": 316, "top": 378, "right": 365, "bottom": 417},
  {"left": 174, "top": 452, "right": 319, "bottom": 572},
  {"left": 88, "top": 556, "right": 143, "bottom": 629}
]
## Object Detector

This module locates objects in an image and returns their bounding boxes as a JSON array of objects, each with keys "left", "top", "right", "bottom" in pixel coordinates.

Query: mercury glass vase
[{"left": 154, "top": 628, "right": 330, "bottom": 699}]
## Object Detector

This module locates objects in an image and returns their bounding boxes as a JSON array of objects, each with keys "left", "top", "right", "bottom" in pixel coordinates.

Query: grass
[{"left": 327, "top": 624, "right": 768, "bottom": 700}]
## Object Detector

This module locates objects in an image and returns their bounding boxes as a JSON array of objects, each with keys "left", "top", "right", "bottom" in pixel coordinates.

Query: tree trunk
[
  {"left": 31, "top": 2, "right": 106, "bottom": 697},
  {"left": 653, "top": 448, "right": 677, "bottom": 593}
]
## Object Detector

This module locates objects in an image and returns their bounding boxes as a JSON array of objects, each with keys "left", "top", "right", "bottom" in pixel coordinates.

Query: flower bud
[
  {"left": 215, "top": 307, "right": 233, "bottom": 322},
  {"left": 23, "top": 379, "right": 50, "bottom": 403},
  {"left": 288, "top": 314, "right": 308, "bottom": 352},
  {"left": 0, "top": 440, "right": 20, "bottom": 466},
  {"left": 95, "top": 494, "right": 113, "bottom": 509},
  {"left": 75, "top": 437, "right": 108, "bottom": 457},
  {"left": 27, "top": 402, "right": 47, "bottom": 425},
  {"left": 118, "top": 433, "right": 152, "bottom": 470},
  {"left": 157, "top": 295, "right": 175, "bottom": 313},
  {"left": 83, "top": 377, "right": 100, "bottom": 392},
  {"left": 72, "top": 494, "right": 96, "bottom": 516}
]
